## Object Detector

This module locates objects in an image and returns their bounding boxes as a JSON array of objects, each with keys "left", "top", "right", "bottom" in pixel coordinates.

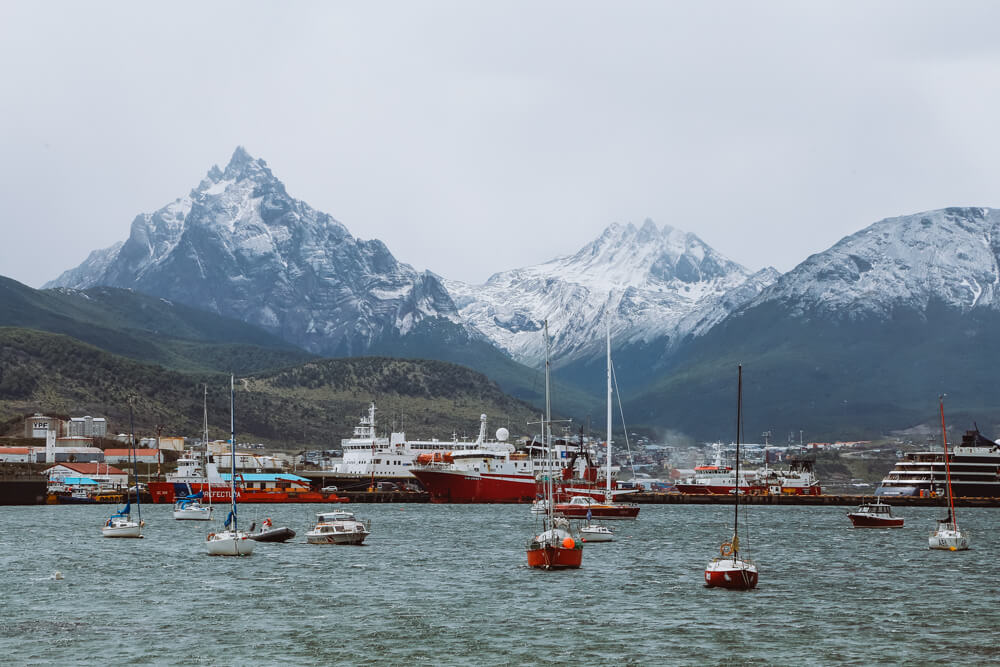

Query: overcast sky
[{"left": 2, "top": 2, "right": 1000, "bottom": 288}]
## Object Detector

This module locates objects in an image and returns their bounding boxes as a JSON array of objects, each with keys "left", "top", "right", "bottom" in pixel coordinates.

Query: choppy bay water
[{"left": 0, "top": 502, "right": 996, "bottom": 666}]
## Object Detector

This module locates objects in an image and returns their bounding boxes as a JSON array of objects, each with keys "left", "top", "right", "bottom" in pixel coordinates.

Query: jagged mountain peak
[
  {"left": 45, "top": 148, "right": 461, "bottom": 356},
  {"left": 449, "top": 219, "right": 777, "bottom": 365}
]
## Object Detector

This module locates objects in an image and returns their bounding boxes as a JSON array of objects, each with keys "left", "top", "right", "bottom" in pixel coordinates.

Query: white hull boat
[
  {"left": 174, "top": 504, "right": 213, "bottom": 521},
  {"left": 306, "top": 511, "right": 370, "bottom": 545},
  {"left": 206, "top": 530, "right": 256, "bottom": 556},
  {"left": 928, "top": 522, "right": 970, "bottom": 551},
  {"left": 102, "top": 516, "right": 143, "bottom": 538},
  {"left": 580, "top": 523, "right": 614, "bottom": 542}
]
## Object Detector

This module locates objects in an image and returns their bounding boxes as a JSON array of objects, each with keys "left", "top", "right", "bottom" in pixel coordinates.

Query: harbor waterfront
[{"left": 0, "top": 503, "right": 997, "bottom": 664}]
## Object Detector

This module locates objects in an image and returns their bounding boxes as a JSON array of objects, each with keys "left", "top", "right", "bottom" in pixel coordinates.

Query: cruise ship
[{"left": 876, "top": 427, "right": 1000, "bottom": 497}]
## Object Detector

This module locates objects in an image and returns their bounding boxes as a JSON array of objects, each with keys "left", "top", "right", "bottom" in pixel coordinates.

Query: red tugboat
[
  {"left": 526, "top": 321, "right": 582, "bottom": 570},
  {"left": 847, "top": 500, "right": 904, "bottom": 528},
  {"left": 704, "top": 365, "right": 758, "bottom": 590}
]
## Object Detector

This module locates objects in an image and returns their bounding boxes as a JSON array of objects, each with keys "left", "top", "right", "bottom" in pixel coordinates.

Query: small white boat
[
  {"left": 173, "top": 493, "right": 213, "bottom": 521},
  {"left": 102, "top": 505, "right": 143, "bottom": 538},
  {"left": 580, "top": 523, "right": 614, "bottom": 542},
  {"left": 206, "top": 529, "right": 255, "bottom": 556},
  {"left": 530, "top": 499, "right": 549, "bottom": 514},
  {"left": 928, "top": 517, "right": 970, "bottom": 551},
  {"left": 306, "top": 511, "right": 370, "bottom": 545}
]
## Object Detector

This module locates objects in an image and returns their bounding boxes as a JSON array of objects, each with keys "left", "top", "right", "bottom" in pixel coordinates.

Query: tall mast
[
  {"left": 606, "top": 318, "right": 612, "bottom": 501},
  {"left": 939, "top": 395, "right": 958, "bottom": 530},
  {"left": 543, "top": 320, "right": 553, "bottom": 526},
  {"left": 733, "top": 364, "right": 742, "bottom": 545},
  {"left": 129, "top": 396, "right": 140, "bottom": 521},
  {"left": 230, "top": 374, "right": 237, "bottom": 532},
  {"left": 204, "top": 384, "right": 211, "bottom": 509}
]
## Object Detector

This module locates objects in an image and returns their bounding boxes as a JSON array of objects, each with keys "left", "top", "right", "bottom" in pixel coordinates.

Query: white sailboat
[
  {"left": 206, "top": 375, "right": 255, "bottom": 556},
  {"left": 174, "top": 385, "right": 215, "bottom": 521},
  {"left": 102, "top": 399, "right": 144, "bottom": 538},
  {"left": 928, "top": 395, "right": 970, "bottom": 551}
]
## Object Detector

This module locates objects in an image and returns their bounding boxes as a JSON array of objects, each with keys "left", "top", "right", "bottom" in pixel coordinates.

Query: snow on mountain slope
[
  {"left": 446, "top": 219, "right": 779, "bottom": 365},
  {"left": 743, "top": 207, "right": 1000, "bottom": 320},
  {"left": 45, "top": 147, "right": 461, "bottom": 356}
]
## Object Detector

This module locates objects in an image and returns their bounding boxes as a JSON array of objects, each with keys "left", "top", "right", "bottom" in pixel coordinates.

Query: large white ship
[
  {"left": 321, "top": 404, "right": 507, "bottom": 490},
  {"left": 876, "top": 427, "right": 1000, "bottom": 497}
]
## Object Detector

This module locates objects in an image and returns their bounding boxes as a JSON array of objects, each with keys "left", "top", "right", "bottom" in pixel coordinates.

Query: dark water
[{"left": 0, "top": 503, "right": 996, "bottom": 665}]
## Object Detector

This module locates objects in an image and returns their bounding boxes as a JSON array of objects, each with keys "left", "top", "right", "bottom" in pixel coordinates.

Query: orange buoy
[{"left": 562, "top": 537, "right": 575, "bottom": 549}]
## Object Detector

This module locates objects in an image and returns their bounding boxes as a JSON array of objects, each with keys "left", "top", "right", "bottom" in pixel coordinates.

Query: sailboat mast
[
  {"left": 606, "top": 319, "right": 612, "bottom": 499},
  {"left": 204, "top": 384, "right": 211, "bottom": 509},
  {"left": 129, "top": 397, "right": 140, "bottom": 521},
  {"left": 230, "top": 374, "right": 237, "bottom": 532},
  {"left": 938, "top": 395, "right": 958, "bottom": 530},
  {"left": 734, "top": 364, "right": 742, "bottom": 540},
  {"left": 544, "top": 320, "right": 553, "bottom": 525}
]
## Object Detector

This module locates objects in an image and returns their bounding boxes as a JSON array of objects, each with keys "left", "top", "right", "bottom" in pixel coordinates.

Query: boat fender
[{"left": 719, "top": 542, "right": 733, "bottom": 557}]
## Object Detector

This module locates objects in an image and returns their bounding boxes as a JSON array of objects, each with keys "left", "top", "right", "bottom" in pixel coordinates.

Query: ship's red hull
[
  {"left": 704, "top": 566, "right": 758, "bottom": 590},
  {"left": 411, "top": 469, "right": 595, "bottom": 503},
  {"left": 526, "top": 545, "right": 583, "bottom": 569},
  {"left": 148, "top": 482, "right": 349, "bottom": 504}
]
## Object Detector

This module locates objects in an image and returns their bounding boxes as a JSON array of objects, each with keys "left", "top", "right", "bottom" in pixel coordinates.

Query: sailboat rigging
[
  {"left": 174, "top": 385, "right": 215, "bottom": 521},
  {"left": 206, "top": 375, "right": 255, "bottom": 556},
  {"left": 526, "top": 320, "right": 583, "bottom": 570},
  {"left": 928, "top": 395, "right": 970, "bottom": 551},
  {"left": 704, "top": 364, "right": 758, "bottom": 590},
  {"left": 102, "top": 397, "right": 144, "bottom": 538}
]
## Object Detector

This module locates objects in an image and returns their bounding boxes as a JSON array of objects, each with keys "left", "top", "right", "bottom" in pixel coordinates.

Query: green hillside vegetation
[
  {"left": 0, "top": 276, "right": 314, "bottom": 375},
  {"left": 624, "top": 301, "right": 1000, "bottom": 441},
  {"left": 0, "top": 328, "right": 540, "bottom": 449}
]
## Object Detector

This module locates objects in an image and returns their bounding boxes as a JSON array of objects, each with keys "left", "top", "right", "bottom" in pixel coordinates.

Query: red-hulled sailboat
[
  {"left": 704, "top": 364, "right": 758, "bottom": 590},
  {"left": 526, "top": 321, "right": 582, "bottom": 570}
]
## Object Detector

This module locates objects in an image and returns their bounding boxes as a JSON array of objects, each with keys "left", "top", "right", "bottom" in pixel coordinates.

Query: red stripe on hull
[
  {"left": 526, "top": 546, "right": 582, "bottom": 569},
  {"left": 554, "top": 506, "right": 640, "bottom": 519},
  {"left": 848, "top": 515, "right": 904, "bottom": 528},
  {"left": 148, "top": 482, "right": 349, "bottom": 504}
]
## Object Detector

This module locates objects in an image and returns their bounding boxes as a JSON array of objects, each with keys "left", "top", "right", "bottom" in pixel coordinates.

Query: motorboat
[
  {"left": 173, "top": 493, "right": 213, "bottom": 521},
  {"left": 847, "top": 500, "right": 903, "bottom": 528},
  {"left": 306, "top": 511, "right": 371, "bottom": 545},
  {"left": 580, "top": 523, "right": 614, "bottom": 543},
  {"left": 553, "top": 494, "right": 639, "bottom": 520},
  {"left": 249, "top": 518, "right": 296, "bottom": 543}
]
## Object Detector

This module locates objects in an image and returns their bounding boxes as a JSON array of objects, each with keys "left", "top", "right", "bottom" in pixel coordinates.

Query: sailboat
[
  {"left": 560, "top": 321, "right": 639, "bottom": 525},
  {"left": 928, "top": 395, "right": 970, "bottom": 551},
  {"left": 174, "top": 386, "right": 215, "bottom": 521},
  {"left": 102, "top": 399, "right": 144, "bottom": 538},
  {"left": 526, "top": 321, "right": 583, "bottom": 570},
  {"left": 704, "top": 364, "right": 758, "bottom": 590},
  {"left": 206, "top": 375, "right": 255, "bottom": 556}
]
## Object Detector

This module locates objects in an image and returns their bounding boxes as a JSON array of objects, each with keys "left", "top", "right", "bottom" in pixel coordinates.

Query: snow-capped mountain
[
  {"left": 741, "top": 206, "right": 1000, "bottom": 320},
  {"left": 446, "top": 219, "right": 779, "bottom": 366},
  {"left": 46, "top": 147, "right": 461, "bottom": 356}
]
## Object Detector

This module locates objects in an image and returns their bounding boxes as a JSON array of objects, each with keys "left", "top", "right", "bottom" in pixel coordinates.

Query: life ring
[
  {"left": 719, "top": 541, "right": 733, "bottom": 557},
  {"left": 207, "top": 533, "right": 215, "bottom": 541}
]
